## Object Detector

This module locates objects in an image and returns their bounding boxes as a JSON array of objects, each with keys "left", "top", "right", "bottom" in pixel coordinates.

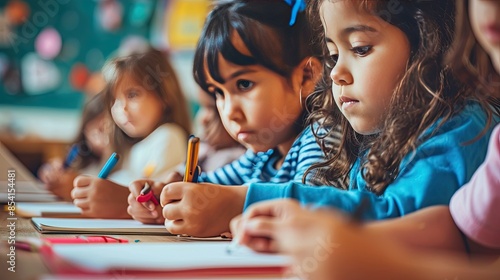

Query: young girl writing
[
  {"left": 72, "top": 48, "right": 191, "bottom": 219},
  {"left": 38, "top": 92, "right": 111, "bottom": 201},
  {"left": 231, "top": 0, "right": 500, "bottom": 278},
  {"left": 156, "top": 0, "right": 493, "bottom": 237},
  {"left": 129, "top": 0, "right": 342, "bottom": 236},
  {"left": 230, "top": 0, "right": 498, "bottom": 219},
  {"left": 127, "top": 88, "right": 246, "bottom": 224}
]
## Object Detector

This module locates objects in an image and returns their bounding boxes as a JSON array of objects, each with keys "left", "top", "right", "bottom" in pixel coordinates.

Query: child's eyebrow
[
  {"left": 341, "top": 24, "right": 378, "bottom": 37},
  {"left": 325, "top": 24, "right": 378, "bottom": 44},
  {"left": 204, "top": 68, "right": 258, "bottom": 88},
  {"left": 225, "top": 69, "right": 257, "bottom": 81},
  {"left": 125, "top": 86, "right": 142, "bottom": 92}
]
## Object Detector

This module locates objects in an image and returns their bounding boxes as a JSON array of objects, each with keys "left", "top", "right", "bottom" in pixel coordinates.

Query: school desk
[{"left": 0, "top": 210, "right": 295, "bottom": 280}]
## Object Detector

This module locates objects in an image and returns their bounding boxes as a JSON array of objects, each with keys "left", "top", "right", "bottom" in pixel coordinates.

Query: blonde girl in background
[{"left": 72, "top": 48, "right": 191, "bottom": 219}]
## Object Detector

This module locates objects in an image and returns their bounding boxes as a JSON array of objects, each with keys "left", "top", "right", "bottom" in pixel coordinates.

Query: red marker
[
  {"left": 16, "top": 236, "right": 129, "bottom": 251},
  {"left": 136, "top": 182, "right": 159, "bottom": 206}
]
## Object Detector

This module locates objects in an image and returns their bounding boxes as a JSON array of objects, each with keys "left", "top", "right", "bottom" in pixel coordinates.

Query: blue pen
[
  {"left": 98, "top": 152, "right": 120, "bottom": 179},
  {"left": 192, "top": 165, "right": 201, "bottom": 183},
  {"left": 63, "top": 144, "right": 80, "bottom": 169}
]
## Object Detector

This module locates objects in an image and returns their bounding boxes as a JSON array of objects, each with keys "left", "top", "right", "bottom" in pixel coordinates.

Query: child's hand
[
  {"left": 72, "top": 175, "right": 131, "bottom": 219},
  {"left": 230, "top": 199, "right": 399, "bottom": 280},
  {"left": 230, "top": 199, "right": 317, "bottom": 254},
  {"left": 127, "top": 179, "right": 166, "bottom": 224},
  {"left": 160, "top": 182, "right": 247, "bottom": 237},
  {"left": 38, "top": 159, "right": 77, "bottom": 201},
  {"left": 38, "top": 159, "right": 64, "bottom": 184},
  {"left": 230, "top": 199, "right": 354, "bottom": 255}
]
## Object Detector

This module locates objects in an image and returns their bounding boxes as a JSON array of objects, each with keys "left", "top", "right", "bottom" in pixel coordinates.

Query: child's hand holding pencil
[
  {"left": 127, "top": 170, "right": 183, "bottom": 224},
  {"left": 128, "top": 180, "right": 168, "bottom": 224}
]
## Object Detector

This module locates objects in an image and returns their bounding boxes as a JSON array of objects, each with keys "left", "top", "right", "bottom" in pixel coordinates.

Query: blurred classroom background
[{"left": 0, "top": 0, "right": 209, "bottom": 175}]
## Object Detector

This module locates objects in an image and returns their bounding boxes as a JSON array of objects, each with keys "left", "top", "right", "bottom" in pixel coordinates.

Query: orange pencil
[{"left": 184, "top": 136, "right": 200, "bottom": 183}]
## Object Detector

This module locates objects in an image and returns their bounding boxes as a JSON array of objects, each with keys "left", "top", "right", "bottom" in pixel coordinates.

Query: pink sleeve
[{"left": 450, "top": 124, "right": 500, "bottom": 248}]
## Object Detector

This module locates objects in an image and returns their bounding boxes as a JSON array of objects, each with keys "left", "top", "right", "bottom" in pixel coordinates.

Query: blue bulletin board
[{"left": 0, "top": 0, "right": 156, "bottom": 109}]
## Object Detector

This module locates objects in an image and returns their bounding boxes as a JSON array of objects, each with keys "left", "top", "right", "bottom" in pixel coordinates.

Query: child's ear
[{"left": 299, "top": 57, "right": 322, "bottom": 94}]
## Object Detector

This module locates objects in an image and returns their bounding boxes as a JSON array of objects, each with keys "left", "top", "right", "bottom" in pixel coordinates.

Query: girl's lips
[
  {"left": 483, "top": 24, "right": 500, "bottom": 43},
  {"left": 339, "top": 96, "right": 359, "bottom": 111},
  {"left": 237, "top": 131, "right": 254, "bottom": 142},
  {"left": 340, "top": 96, "right": 359, "bottom": 104}
]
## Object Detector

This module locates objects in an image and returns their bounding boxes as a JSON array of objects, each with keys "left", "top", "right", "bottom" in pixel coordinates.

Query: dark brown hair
[
  {"left": 193, "top": 0, "right": 322, "bottom": 101},
  {"left": 102, "top": 48, "right": 192, "bottom": 155},
  {"left": 306, "top": 0, "right": 498, "bottom": 194}
]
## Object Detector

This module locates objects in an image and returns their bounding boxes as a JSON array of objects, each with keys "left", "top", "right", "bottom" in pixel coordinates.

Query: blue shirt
[
  {"left": 198, "top": 126, "right": 343, "bottom": 186},
  {"left": 245, "top": 102, "right": 497, "bottom": 220}
]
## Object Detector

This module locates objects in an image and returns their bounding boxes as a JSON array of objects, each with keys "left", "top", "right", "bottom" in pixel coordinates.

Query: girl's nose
[
  {"left": 219, "top": 94, "right": 243, "bottom": 123},
  {"left": 330, "top": 60, "right": 353, "bottom": 86}
]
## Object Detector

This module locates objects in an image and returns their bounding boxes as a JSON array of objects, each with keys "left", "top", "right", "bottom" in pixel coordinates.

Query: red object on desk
[
  {"left": 136, "top": 183, "right": 159, "bottom": 206},
  {"left": 45, "top": 236, "right": 129, "bottom": 244},
  {"left": 16, "top": 236, "right": 129, "bottom": 252}
]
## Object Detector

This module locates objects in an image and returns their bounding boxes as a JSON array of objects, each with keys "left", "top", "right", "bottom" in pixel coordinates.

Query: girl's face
[
  {"left": 320, "top": 0, "right": 410, "bottom": 135},
  {"left": 83, "top": 113, "right": 109, "bottom": 156},
  {"left": 470, "top": 0, "right": 500, "bottom": 73},
  {"left": 196, "top": 90, "right": 237, "bottom": 150},
  {"left": 204, "top": 34, "right": 303, "bottom": 153},
  {"left": 111, "top": 72, "right": 165, "bottom": 138}
]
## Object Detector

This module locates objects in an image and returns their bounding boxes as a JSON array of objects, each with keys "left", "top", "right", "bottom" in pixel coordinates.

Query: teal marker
[{"left": 98, "top": 153, "right": 120, "bottom": 179}]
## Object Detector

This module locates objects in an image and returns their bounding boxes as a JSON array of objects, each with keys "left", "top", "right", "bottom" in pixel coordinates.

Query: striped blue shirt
[{"left": 197, "top": 126, "right": 325, "bottom": 185}]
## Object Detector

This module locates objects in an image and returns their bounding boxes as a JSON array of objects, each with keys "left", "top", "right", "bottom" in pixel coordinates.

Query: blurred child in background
[
  {"left": 72, "top": 48, "right": 191, "bottom": 219},
  {"left": 38, "top": 92, "right": 110, "bottom": 201}
]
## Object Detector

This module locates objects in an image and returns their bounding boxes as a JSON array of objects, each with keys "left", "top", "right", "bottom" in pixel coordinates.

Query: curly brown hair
[{"left": 305, "top": 0, "right": 499, "bottom": 195}]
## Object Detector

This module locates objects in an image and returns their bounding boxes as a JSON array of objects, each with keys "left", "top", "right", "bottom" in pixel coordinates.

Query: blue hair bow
[{"left": 284, "top": 0, "right": 306, "bottom": 26}]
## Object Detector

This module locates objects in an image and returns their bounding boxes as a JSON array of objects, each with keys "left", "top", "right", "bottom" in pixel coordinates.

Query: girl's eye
[
  {"left": 236, "top": 80, "right": 254, "bottom": 91},
  {"left": 351, "top": 45, "right": 372, "bottom": 56},
  {"left": 325, "top": 54, "right": 338, "bottom": 69},
  {"left": 127, "top": 91, "right": 139, "bottom": 99}
]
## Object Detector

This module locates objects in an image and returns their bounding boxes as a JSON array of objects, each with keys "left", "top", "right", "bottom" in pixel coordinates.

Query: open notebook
[
  {"left": 31, "top": 217, "right": 171, "bottom": 235},
  {"left": 40, "top": 242, "right": 291, "bottom": 277},
  {"left": 16, "top": 202, "right": 82, "bottom": 218}
]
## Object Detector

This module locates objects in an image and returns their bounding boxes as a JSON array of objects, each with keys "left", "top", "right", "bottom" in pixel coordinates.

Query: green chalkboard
[{"left": 0, "top": 0, "right": 156, "bottom": 109}]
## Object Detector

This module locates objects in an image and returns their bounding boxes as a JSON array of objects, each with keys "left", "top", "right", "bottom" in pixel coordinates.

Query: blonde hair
[{"left": 102, "top": 48, "right": 191, "bottom": 154}]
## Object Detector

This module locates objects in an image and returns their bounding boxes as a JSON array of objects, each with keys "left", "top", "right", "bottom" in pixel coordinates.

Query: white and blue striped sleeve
[{"left": 197, "top": 149, "right": 254, "bottom": 185}]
